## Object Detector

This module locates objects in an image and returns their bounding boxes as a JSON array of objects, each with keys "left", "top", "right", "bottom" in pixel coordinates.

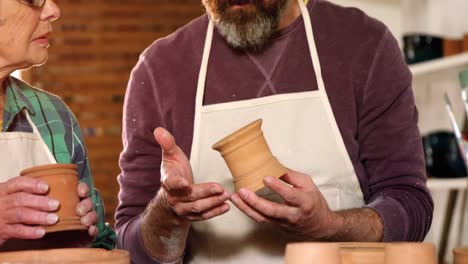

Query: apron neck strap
[
  {"left": 190, "top": 0, "right": 325, "bottom": 166},
  {"left": 22, "top": 109, "right": 41, "bottom": 136}
]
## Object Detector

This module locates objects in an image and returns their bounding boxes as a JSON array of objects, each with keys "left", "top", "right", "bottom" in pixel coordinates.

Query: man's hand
[
  {"left": 140, "top": 127, "right": 230, "bottom": 262},
  {"left": 230, "top": 169, "right": 337, "bottom": 240},
  {"left": 155, "top": 127, "right": 231, "bottom": 222},
  {"left": 0, "top": 176, "right": 59, "bottom": 245},
  {"left": 230, "top": 169, "right": 383, "bottom": 241}
]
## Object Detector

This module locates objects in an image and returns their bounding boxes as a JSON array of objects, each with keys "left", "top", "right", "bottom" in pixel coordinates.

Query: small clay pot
[
  {"left": 384, "top": 242, "right": 436, "bottom": 264},
  {"left": 0, "top": 248, "right": 130, "bottom": 263},
  {"left": 339, "top": 242, "right": 385, "bottom": 264},
  {"left": 453, "top": 246, "right": 468, "bottom": 264},
  {"left": 443, "top": 38, "right": 463, "bottom": 56},
  {"left": 20, "top": 164, "right": 85, "bottom": 233},
  {"left": 285, "top": 243, "right": 342, "bottom": 264},
  {"left": 464, "top": 35, "right": 468, "bottom": 52},
  {"left": 212, "top": 119, "right": 287, "bottom": 192}
]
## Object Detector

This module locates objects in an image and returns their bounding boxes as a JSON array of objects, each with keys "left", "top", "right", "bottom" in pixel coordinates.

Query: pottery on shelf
[
  {"left": 443, "top": 38, "right": 464, "bottom": 56},
  {"left": 384, "top": 242, "right": 436, "bottom": 264},
  {"left": 464, "top": 35, "right": 468, "bottom": 52},
  {"left": 20, "top": 164, "right": 86, "bottom": 233},
  {"left": 212, "top": 119, "right": 287, "bottom": 192},
  {"left": 0, "top": 248, "right": 130, "bottom": 263},
  {"left": 285, "top": 243, "right": 342, "bottom": 264},
  {"left": 453, "top": 246, "right": 468, "bottom": 264}
]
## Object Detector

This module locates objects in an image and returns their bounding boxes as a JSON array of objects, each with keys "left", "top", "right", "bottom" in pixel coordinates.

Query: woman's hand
[
  {"left": 75, "top": 182, "right": 98, "bottom": 237},
  {"left": 0, "top": 176, "right": 59, "bottom": 245}
]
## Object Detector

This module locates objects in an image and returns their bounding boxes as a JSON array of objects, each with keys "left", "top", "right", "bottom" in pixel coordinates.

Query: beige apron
[
  {"left": 188, "top": 0, "right": 365, "bottom": 262},
  {"left": 0, "top": 110, "right": 56, "bottom": 182}
]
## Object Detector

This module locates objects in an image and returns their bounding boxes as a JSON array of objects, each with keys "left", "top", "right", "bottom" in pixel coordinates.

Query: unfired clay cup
[
  {"left": 339, "top": 242, "right": 385, "bottom": 264},
  {"left": 384, "top": 242, "right": 436, "bottom": 264},
  {"left": 0, "top": 248, "right": 130, "bottom": 263},
  {"left": 212, "top": 119, "right": 287, "bottom": 192},
  {"left": 453, "top": 246, "right": 468, "bottom": 264},
  {"left": 285, "top": 243, "right": 342, "bottom": 264},
  {"left": 20, "top": 164, "right": 86, "bottom": 233}
]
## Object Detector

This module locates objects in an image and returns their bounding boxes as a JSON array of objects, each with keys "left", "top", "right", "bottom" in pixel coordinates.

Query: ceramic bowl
[
  {"left": 339, "top": 242, "right": 385, "bottom": 264},
  {"left": 384, "top": 242, "right": 436, "bottom": 264},
  {"left": 285, "top": 243, "right": 341, "bottom": 264},
  {"left": 453, "top": 246, "right": 468, "bottom": 264},
  {"left": 0, "top": 248, "right": 130, "bottom": 263}
]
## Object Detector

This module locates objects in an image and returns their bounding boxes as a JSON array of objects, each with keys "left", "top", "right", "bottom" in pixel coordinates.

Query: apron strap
[
  {"left": 190, "top": 20, "right": 215, "bottom": 170},
  {"left": 298, "top": 0, "right": 358, "bottom": 181},
  {"left": 23, "top": 110, "right": 57, "bottom": 164}
]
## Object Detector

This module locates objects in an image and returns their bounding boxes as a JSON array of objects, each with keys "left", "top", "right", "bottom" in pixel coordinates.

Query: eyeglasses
[{"left": 19, "top": 0, "right": 46, "bottom": 8}]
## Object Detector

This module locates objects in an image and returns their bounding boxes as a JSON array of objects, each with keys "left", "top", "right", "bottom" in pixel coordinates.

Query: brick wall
[{"left": 27, "top": 0, "right": 204, "bottom": 225}]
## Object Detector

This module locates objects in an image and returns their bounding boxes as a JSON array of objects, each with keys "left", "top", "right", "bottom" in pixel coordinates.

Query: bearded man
[{"left": 115, "top": 0, "right": 433, "bottom": 263}]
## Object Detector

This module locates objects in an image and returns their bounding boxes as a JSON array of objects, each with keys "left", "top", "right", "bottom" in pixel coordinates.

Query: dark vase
[
  {"left": 403, "top": 34, "right": 443, "bottom": 64},
  {"left": 422, "top": 131, "right": 467, "bottom": 178}
]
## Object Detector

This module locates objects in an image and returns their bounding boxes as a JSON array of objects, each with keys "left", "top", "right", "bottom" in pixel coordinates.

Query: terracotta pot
[
  {"left": 0, "top": 248, "right": 130, "bottom": 263},
  {"left": 212, "top": 119, "right": 287, "bottom": 192},
  {"left": 453, "top": 246, "right": 468, "bottom": 264},
  {"left": 285, "top": 243, "right": 342, "bottom": 264},
  {"left": 384, "top": 242, "right": 436, "bottom": 264},
  {"left": 443, "top": 38, "right": 463, "bottom": 56},
  {"left": 464, "top": 35, "right": 468, "bottom": 52},
  {"left": 20, "top": 164, "right": 85, "bottom": 233},
  {"left": 339, "top": 242, "right": 385, "bottom": 264}
]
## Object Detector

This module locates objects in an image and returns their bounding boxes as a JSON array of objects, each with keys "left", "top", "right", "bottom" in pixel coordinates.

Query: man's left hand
[
  {"left": 76, "top": 182, "right": 98, "bottom": 238},
  {"left": 230, "top": 169, "right": 341, "bottom": 240}
]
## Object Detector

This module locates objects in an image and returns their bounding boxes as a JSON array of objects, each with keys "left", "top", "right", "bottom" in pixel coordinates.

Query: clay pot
[
  {"left": 212, "top": 119, "right": 287, "bottom": 192},
  {"left": 443, "top": 38, "right": 463, "bottom": 56},
  {"left": 339, "top": 242, "right": 385, "bottom": 264},
  {"left": 20, "top": 164, "right": 85, "bottom": 233},
  {"left": 0, "top": 248, "right": 130, "bottom": 263},
  {"left": 384, "top": 242, "right": 436, "bottom": 264},
  {"left": 464, "top": 35, "right": 468, "bottom": 52},
  {"left": 285, "top": 243, "right": 342, "bottom": 264},
  {"left": 453, "top": 246, "right": 468, "bottom": 264}
]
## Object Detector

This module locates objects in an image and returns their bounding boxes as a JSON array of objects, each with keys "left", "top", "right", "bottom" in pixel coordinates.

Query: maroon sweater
[{"left": 116, "top": 0, "right": 433, "bottom": 262}]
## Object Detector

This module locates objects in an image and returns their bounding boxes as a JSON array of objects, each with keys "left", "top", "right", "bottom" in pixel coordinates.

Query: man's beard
[{"left": 205, "top": 0, "right": 288, "bottom": 52}]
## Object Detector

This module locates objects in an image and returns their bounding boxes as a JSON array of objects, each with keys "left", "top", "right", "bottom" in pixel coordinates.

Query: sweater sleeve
[
  {"left": 358, "top": 30, "right": 434, "bottom": 241},
  {"left": 115, "top": 53, "right": 167, "bottom": 263}
]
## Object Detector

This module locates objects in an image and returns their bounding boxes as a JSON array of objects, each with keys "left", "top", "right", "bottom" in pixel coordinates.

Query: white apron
[
  {"left": 188, "top": 0, "right": 365, "bottom": 262},
  {"left": 0, "top": 110, "right": 56, "bottom": 182}
]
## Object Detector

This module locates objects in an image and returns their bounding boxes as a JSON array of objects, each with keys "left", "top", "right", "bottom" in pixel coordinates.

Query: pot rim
[
  {"left": 20, "top": 164, "right": 78, "bottom": 176},
  {"left": 212, "top": 119, "right": 262, "bottom": 151}
]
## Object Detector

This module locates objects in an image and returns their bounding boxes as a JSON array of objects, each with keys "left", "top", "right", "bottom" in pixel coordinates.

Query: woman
[{"left": 0, "top": 0, "right": 115, "bottom": 250}]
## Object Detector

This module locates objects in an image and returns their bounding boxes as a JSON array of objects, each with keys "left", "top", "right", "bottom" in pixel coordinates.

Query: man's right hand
[
  {"left": 0, "top": 177, "right": 59, "bottom": 245},
  {"left": 139, "top": 127, "right": 230, "bottom": 263},
  {"left": 154, "top": 127, "right": 231, "bottom": 222}
]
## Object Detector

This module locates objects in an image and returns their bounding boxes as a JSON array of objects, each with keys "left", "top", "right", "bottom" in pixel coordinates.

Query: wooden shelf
[
  {"left": 409, "top": 52, "right": 468, "bottom": 77},
  {"left": 427, "top": 178, "right": 468, "bottom": 191}
]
